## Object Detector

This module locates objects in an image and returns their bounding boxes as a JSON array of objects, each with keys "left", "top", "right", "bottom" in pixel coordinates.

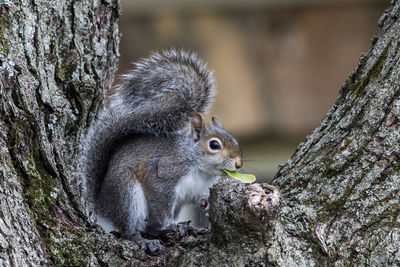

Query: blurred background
[{"left": 117, "top": 0, "right": 388, "bottom": 182}]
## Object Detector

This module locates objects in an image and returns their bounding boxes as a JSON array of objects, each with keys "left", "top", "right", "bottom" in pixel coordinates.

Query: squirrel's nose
[{"left": 235, "top": 159, "right": 243, "bottom": 169}]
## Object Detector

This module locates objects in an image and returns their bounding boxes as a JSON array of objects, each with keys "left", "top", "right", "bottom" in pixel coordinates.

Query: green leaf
[{"left": 223, "top": 170, "right": 256, "bottom": 183}]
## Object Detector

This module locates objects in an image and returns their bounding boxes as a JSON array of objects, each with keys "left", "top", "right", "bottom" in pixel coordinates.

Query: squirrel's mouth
[{"left": 223, "top": 167, "right": 238, "bottom": 172}]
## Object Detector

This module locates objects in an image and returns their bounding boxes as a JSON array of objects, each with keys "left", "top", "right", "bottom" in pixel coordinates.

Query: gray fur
[
  {"left": 96, "top": 134, "right": 196, "bottom": 236},
  {"left": 84, "top": 49, "right": 215, "bottom": 206},
  {"left": 83, "top": 49, "right": 241, "bottom": 238}
]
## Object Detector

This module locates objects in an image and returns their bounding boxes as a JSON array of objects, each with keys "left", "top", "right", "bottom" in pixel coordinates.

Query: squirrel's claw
[
  {"left": 175, "top": 221, "right": 191, "bottom": 237},
  {"left": 128, "top": 234, "right": 163, "bottom": 254},
  {"left": 140, "top": 239, "right": 163, "bottom": 254}
]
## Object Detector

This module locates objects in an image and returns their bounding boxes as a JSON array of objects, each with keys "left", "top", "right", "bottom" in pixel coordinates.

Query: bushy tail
[{"left": 84, "top": 49, "right": 216, "bottom": 205}]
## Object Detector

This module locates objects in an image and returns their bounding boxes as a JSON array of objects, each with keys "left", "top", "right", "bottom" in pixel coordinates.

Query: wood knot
[{"left": 243, "top": 183, "right": 281, "bottom": 226}]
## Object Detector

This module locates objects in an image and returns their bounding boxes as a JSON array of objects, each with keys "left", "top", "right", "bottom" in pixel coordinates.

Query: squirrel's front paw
[
  {"left": 200, "top": 197, "right": 210, "bottom": 218},
  {"left": 139, "top": 239, "right": 163, "bottom": 254}
]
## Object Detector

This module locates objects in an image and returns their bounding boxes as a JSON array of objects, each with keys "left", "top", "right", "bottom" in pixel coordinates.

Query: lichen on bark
[{"left": 0, "top": 0, "right": 119, "bottom": 265}]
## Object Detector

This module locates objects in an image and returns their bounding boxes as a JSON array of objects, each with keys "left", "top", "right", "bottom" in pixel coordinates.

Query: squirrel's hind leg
[
  {"left": 122, "top": 182, "right": 164, "bottom": 254},
  {"left": 124, "top": 181, "right": 148, "bottom": 234}
]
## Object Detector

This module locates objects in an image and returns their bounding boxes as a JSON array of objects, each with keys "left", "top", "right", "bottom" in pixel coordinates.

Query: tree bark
[
  {"left": 270, "top": 4, "right": 400, "bottom": 265},
  {"left": 0, "top": 0, "right": 119, "bottom": 265},
  {"left": 0, "top": 0, "right": 399, "bottom": 266}
]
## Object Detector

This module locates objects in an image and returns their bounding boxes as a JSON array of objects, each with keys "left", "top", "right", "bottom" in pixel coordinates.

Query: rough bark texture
[
  {"left": 0, "top": 0, "right": 119, "bottom": 265},
  {"left": 0, "top": 0, "right": 399, "bottom": 266},
  {"left": 271, "top": 4, "right": 400, "bottom": 265}
]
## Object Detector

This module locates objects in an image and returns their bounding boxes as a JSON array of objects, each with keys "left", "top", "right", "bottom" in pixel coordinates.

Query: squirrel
[{"left": 84, "top": 49, "right": 243, "bottom": 252}]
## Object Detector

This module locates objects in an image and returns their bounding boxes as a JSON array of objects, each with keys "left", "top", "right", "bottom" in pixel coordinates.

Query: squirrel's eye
[{"left": 209, "top": 140, "right": 221, "bottom": 150}]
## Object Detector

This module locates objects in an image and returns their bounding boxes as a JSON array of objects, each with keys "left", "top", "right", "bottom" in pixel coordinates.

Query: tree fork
[{"left": 0, "top": 0, "right": 399, "bottom": 266}]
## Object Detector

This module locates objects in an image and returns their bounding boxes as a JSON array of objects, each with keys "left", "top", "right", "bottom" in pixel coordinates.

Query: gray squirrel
[{"left": 84, "top": 49, "right": 243, "bottom": 252}]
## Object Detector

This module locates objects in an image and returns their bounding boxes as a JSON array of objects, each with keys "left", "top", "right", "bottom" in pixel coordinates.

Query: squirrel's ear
[
  {"left": 212, "top": 116, "right": 222, "bottom": 128},
  {"left": 191, "top": 113, "right": 205, "bottom": 142}
]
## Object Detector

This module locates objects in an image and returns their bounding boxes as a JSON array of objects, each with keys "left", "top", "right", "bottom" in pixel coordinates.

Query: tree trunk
[
  {"left": 0, "top": 0, "right": 399, "bottom": 266},
  {"left": 0, "top": 0, "right": 119, "bottom": 265}
]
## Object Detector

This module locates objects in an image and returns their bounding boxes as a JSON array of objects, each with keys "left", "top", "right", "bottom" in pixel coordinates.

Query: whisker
[
  {"left": 242, "top": 159, "right": 266, "bottom": 162},
  {"left": 242, "top": 155, "right": 269, "bottom": 161}
]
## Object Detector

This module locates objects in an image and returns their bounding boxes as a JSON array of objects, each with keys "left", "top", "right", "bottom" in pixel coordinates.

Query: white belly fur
[{"left": 174, "top": 169, "right": 218, "bottom": 211}]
